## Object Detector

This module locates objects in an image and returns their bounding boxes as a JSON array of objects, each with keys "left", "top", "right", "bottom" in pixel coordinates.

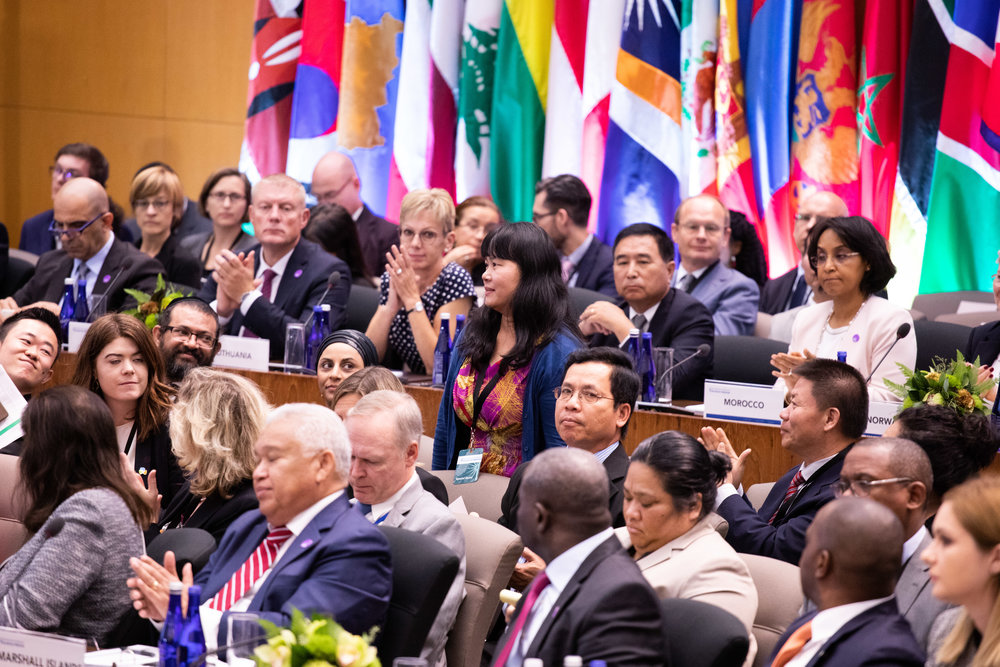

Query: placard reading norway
[{"left": 703, "top": 381, "right": 785, "bottom": 425}]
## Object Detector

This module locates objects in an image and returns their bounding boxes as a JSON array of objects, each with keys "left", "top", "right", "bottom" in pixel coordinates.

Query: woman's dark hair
[
  {"left": 459, "top": 223, "right": 580, "bottom": 372},
  {"left": 728, "top": 210, "right": 768, "bottom": 287},
  {"left": 197, "top": 167, "right": 252, "bottom": 223},
  {"left": 71, "top": 314, "right": 174, "bottom": 441},
  {"left": 19, "top": 385, "right": 153, "bottom": 532},
  {"left": 806, "top": 215, "right": 895, "bottom": 295},
  {"left": 630, "top": 430, "right": 731, "bottom": 521},
  {"left": 304, "top": 203, "right": 372, "bottom": 283}
]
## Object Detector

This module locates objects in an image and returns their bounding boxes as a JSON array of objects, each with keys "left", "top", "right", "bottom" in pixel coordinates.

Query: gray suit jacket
[
  {"left": 675, "top": 261, "right": 760, "bottom": 336},
  {"left": 897, "top": 531, "right": 952, "bottom": 652},
  {"left": 926, "top": 607, "right": 974, "bottom": 667},
  {"left": 381, "top": 479, "right": 466, "bottom": 667}
]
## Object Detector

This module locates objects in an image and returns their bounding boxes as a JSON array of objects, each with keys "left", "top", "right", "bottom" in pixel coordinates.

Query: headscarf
[{"left": 317, "top": 329, "right": 379, "bottom": 368}]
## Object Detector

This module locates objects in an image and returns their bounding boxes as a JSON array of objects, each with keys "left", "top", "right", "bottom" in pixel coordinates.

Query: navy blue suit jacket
[
  {"left": 356, "top": 205, "right": 398, "bottom": 279},
  {"left": 771, "top": 599, "right": 924, "bottom": 666},
  {"left": 573, "top": 238, "right": 617, "bottom": 298},
  {"left": 966, "top": 320, "right": 1000, "bottom": 368},
  {"left": 198, "top": 238, "right": 350, "bottom": 359},
  {"left": 759, "top": 267, "right": 798, "bottom": 315},
  {"left": 19, "top": 210, "right": 55, "bottom": 256},
  {"left": 194, "top": 493, "right": 392, "bottom": 644},
  {"left": 717, "top": 447, "right": 850, "bottom": 564}
]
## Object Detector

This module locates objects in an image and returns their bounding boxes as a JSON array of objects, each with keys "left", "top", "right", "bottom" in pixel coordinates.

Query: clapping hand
[{"left": 700, "top": 426, "right": 751, "bottom": 489}]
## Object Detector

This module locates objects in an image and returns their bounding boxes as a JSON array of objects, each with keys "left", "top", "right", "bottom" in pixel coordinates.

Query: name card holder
[
  {"left": 703, "top": 380, "right": 786, "bottom": 425},
  {"left": 0, "top": 626, "right": 84, "bottom": 667},
  {"left": 213, "top": 335, "right": 270, "bottom": 372},
  {"left": 67, "top": 322, "right": 91, "bottom": 354},
  {"left": 865, "top": 400, "right": 902, "bottom": 437}
]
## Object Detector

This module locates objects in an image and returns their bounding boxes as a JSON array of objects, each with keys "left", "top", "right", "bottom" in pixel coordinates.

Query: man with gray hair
[
  {"left": 128, "top": 403, "right": 391, "bottom": 647},
  {"left": 492, "top": 447, "right": 665, "bottom": 667},
  {"left": 344, "top": 390, "right": 465, "bottom": 667}
]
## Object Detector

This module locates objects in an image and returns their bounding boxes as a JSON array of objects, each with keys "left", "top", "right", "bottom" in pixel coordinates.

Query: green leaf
[{"left": 124, "top": 288, "right": 151, "bottom": 304}]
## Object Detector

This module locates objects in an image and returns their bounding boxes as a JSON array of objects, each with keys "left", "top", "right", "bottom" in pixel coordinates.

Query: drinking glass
[
  {"left": 653, "top": 347, "right": 674, "bottom": 404},
  {"left": 284, "top": 323, "right": 306, "bottom": 372},
  {"left": 226, "top": 612, "right": 266, "bottom": 666}
]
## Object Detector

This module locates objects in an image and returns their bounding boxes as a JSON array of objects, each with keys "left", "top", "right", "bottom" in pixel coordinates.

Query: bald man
[
  {"left": 492, "top": 448, "right": 665, "bottom": 667},
  {"left": 759, "top": 191, "right": 848, "bottom": 315},
  {"left": 3, "top": 178, "right": 163, "bottom": 317},
  {"left": 838, "top": 437, "right": 951, "bottom": 651},
  {"left": 311, "top": 152, "right": 398, "bottom": 277},
  {"left": 770, "top": 497, "right": 924, "bottom": 666}
]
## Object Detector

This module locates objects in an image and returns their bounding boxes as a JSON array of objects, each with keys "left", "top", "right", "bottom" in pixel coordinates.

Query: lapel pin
[
  {"left": 294, "top": 269, "right": 303, "bottom": 278},
  {"left": 852, "top": 334, "right": 860, "bottom": 342},
  {"left": 102, "top": 274, "right": 111, "bottom": 283},
  {"left": 138, "top": 467, "right": 148, "bottom": 476},
  {"left": 300, "top": 538, "right": 314, "bottom": 548}
]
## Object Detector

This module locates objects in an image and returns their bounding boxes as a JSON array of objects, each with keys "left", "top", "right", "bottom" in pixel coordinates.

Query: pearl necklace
[{"left": 815, "top": 298, "right": 868, "bottom": 354}]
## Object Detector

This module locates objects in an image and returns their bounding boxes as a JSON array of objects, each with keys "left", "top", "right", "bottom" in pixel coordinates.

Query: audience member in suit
[
  {"left": 3, "top": 178, "right": 164, "bottom": 316},
  {"left": 760, "top": 191, "right": 849, "bottom": 315},
  {"left": 837, "top": 437, "right": 950, "bottom": 651},
  {"left": 769, "top": 497, "right": 924, "bottom": 667},
  {"left": 0, "top": 386, "right": 152, "bottom": 644},
  {"left": 442, "top": 196, "right": 502, "bottom": 285},
  {"left": 580, "top": 222, "right": 714, "bottom": 400},
  {"left": 344, "top": 391, "right": 465, "bottom": 667},
  {"left": 20, "top": 143, "right": 110, "bottom": 256},
  {"left": 315, "top": 329, "right": 378, "bottom": 408},
  {"left": 152, "top": 297, "right": 221, "bottom": 386},
  {"left": 707, "top": 359, "right": 867, "bottom": 564},
  {"left": 923, "top": 477, "right": 1000, "bottom": 667},
  {"left": 0, "top": 309, "right": 61, "bottom": 457},
  {"left": 966, "top": 263, "right": 1000, "bottom": 403},
  {"left": 311, "top": 151, "right": 398, "bottom": 277},
  {"left": 71, "top": 314, "right": 184, "bottom": 511},
  {"left": 179, "top": 168, "right": 257, "bottom": 286},
  {"left": 329, "top": 366, "right": 449, "bottom": 506},
  {"left": 128, "top": 403, "right": 393, "bottom": 646},
  {"left": 671, "top": 194, "right": 760, "bottom": 335},
  {"left": 532, "top": 174, "right": 616, "bottom": 297},
  {"left": 148, "top": 368, "right": 268, "bottom": 544},
  {"left": 128, "top": 165, "right": 202, "bottom": 289},
  {"left": 303, "top": 203, "right": 375, "bottom": 287},
  {"left": 492, "top": 448, "right": 666, "bottom": 667},
  {"left": 123, "top": 162, "right": 213, "bottom": 244},
  {"left": 616, "top": 431, "right": 758, "bottom": 665},
  {"left": 771, "top": 215, "right": 915, "bottom": 403},
  {"left": 197, "top": 174, "right": 351, "bottom": 361}
]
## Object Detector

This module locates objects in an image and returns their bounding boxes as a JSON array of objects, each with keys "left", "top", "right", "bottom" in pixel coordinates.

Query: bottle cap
[
  {"left": 629, "top": 328, "right": 640, "bottom": 336},
  {"left": 168, "top": 581, "right": 183, "bottom": 593},
  {"left": 563, "top": 657, "right": 583, "bottom": 667},
  {"left": 441, "top": 312, "right": 451, "bottom": 320},
  {"left": 321, "top": 304, "right": 331, "bottom": 312},
  {"left": 523, "top": 660, "right": 544, "bottom": 667},
  {"left": 64, "top": 278, "right": 75, "bottom": 285}
]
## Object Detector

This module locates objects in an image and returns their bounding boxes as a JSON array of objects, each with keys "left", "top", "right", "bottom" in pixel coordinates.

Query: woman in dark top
[
  {"left": 180, "top": 168, "right": 256, "bottom": 285},
  {"left": 129, "top": 166, "right": 202, "bottom": 289},
  {"left": 304, "top": 203, "right": 374, "bottom": 286}
]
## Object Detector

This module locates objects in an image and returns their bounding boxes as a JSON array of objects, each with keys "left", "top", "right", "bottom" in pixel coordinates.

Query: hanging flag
[
  {"left": 920, "top": 1, "right": 1000, "bottom": 293},
  {"left": 454, "top": 0, "right": 502, "bottom": 202},
  {"left": 387, "top": 0, "right": 463, "bottom": 219},
  {"left": 745, "top": 0, "right": 800, "bottom": 276},
  {"left": 286, "top": 0, "right": 346, "bottom": 187},
  {"left": 541, "top": 0, "right": 588, "bottom": 181},
  {"left": 679, "top": 0, "right": 719, "bottom": 198},
  {"left": 597, "top": 0, "right": 684, "bottom": 242},
  {"left": 336, "top": 0, "right": 405, "bottom": 218},
  {"left": 715, "top": 0, "right": 759, "bottom": 229},
  {"left": 982, "top": 15, "right": 1000, "bottom": 151},
  {"left": 490, "top": 0, "right": 555, "bottom": 222},
  {"left": 239, "top": 0, "right": 304, "bottom": 181}
]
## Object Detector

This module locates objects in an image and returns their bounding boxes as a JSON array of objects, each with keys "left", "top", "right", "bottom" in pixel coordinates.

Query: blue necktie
[{"left": 788, "top": 274, "right": 809, "bottom": 309}]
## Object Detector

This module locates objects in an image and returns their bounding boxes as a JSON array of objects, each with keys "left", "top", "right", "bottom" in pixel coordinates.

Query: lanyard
[
  {"left": 124, "top": 421, "right": 139, "bottom": 456},
  {"left": 471, "top": 365, "right": 505, "bottom": 429}
]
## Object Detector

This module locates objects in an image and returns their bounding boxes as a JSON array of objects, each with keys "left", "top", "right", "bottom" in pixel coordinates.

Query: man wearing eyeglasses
[
  {"left": 152, "top": 297, "right": 221, "bottom": 385},
  {"left": 670, "top": 194, "right": 759, "bottom": 335},
  {"left": 2, "top": 177, "right": 163, "bottom": 318}
]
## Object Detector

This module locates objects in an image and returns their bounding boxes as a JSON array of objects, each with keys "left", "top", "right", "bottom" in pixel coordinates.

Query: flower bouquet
[
  {"left": 122, "top": 274, "right": 190, "bottom": 329},
  {"left": 254, "top": 609, "right": 380, "bottom": 667},
  {"left": 885, "top": 351, "right": 996, "bottom": 416}
]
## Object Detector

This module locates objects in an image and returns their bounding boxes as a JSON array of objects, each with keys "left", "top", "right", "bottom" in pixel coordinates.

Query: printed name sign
[
  {"left": 865, "top": 400, "right": 901, "bottom": 437},
  {"left": 703, "top": 380, "right": 786, "bottom": 425},
  {"left": 66, "top": 322, "right": 91, "bottom": 353},
  {"left": 213, "top": 335, "right": 269, "bottom": 372},
  {"left": 0, "top": 626, "right": 84, "bottom": 667}
]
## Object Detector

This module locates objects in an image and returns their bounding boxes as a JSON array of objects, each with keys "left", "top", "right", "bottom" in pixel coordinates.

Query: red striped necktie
[
  {"left": 208, "top": 526, "right": 293, "bottom": 611},
  {"left": 769, "top": 470, "right": 805, "bottom": 524}
]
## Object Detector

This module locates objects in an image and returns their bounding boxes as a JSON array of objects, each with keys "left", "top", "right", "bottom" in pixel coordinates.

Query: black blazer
[
  {"left": 149, "top": 478, "right": 258, "bottom": 545},
  {"left": 492, "top": 535, "right": 666, "bottom": 667},
  {"left": 771, "top": 599, "right": 924, "bottom": 666},
  {"left": 759, "top": 267, "right": 798, "bottom": 314},
  {"left": 356, "top": 205, "right": 399, "bottom": 280},
  {"left": 966, "top": 320, "right": 1000, "bottom": 368},
  {"left": 573, "top": 238, "right": 617, "bottom": 298},
  {"left": 135, "top": 233, "right": 202, "bottom": 291},
  {"left": 123, "top": 200, "right": 213, "bottom": 245},
  {"left": 589, "top": 288, "right": 715, "bottom": 401},
  {"left": 134, "top": 422, "right": 185, "bottom": 512}
]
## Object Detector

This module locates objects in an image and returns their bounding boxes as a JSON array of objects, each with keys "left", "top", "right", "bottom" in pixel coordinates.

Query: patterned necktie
[
  {"left": 678, "top": 273, "right": 697, "bottom": 293},
  {"left": 208, "top": 526, "right": 293, "bottom": 611},
  {"left": 494, "top": 571, "right": 552, "bottom": 667},
  {"left": 788, "top": 274, "right": 809, "bottom": 309},
  {"left": 771, "top": 620, "right": 813, "bottom": 667},
  {"left": 769, "top": 470, "right": 805, "bottom": 524},
  {"left": 560, "top": 256, "right": 574, "bottom": 283},
  {"left": 631, "top": 313, "right": 648, "bottom": 334}
]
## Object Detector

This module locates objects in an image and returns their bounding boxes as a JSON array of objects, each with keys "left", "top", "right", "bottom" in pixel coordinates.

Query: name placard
[
  {"left": 0, "top": 626, "right": 84, "bottom": 667},
  {"left": 703, "top": 380, "right": 786, "bottom": 425},
  {"left": 66, "top": 322, "right": 91, "bottom": 353},
  {"left": 212, "top": 335, "right": 270, "bottom": 372},
  {"left": 865, "top": 400, "right": 902, "bottom": 437}
]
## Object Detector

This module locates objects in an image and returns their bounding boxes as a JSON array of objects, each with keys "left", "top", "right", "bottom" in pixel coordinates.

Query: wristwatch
[{"left": 404, "top": 301, "right": 425, "bottom": 315}]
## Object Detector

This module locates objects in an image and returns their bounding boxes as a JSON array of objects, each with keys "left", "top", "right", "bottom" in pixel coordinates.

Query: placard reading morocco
[{"left": 703, "top": 381, "right": 786, "bottom": 425}]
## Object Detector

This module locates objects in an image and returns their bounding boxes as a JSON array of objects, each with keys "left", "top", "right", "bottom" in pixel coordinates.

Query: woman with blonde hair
[
  {"left": 129, "top": 165, "right": 201, "bottom": 288},
  {"left": 924, "top": 476, "right": 1000, "bottom": 666},
  {"left": 366, "top": 188, "right": 475, "bottom": 374},
  {"left": 150, "top": 368, "right": 270, "bottom": 542}
]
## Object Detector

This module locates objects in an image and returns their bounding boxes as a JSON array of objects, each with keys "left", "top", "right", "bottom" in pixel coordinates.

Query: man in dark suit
[
  {"left": 580, "top": 222, "right": 714, "bottom": 400},
  {"left": 532, "top": 174, "right": 616, "bottom": 297},
  {"left": 760, "top": 191, "right": 848, "bottom": 315},
  {"left": 708, "top": 359, "right": 867, "bottom": 564},
  {"left": 492, "top": 448, "right": 665, "bottom": 667},
  {"left": 3, "top": 178, "right": 163, "bottom": 315},
  {"left": 769, "top": 497, "right": 924, "bottom": 666},
  {"left": 198, "top": 174, "right": 350, "bottom": 360},
  {"left": 838, "top": 437, "right": 950, "bottom": 651},
  {"left": 128, "top": 403, "right": 392, "bottom": 646},
  {"left": 311, "top": 151, "right": 398, "bottom": 277}
]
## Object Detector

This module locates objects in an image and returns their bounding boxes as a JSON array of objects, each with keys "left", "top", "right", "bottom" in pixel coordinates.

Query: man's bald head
[
  {"left": 801, "top": 497, "right": 904, "bottom": 608},
  {"left": 312, "top": 151, "right": 363, "bottom": 211},
  {"left": 794, "top": 191, "right": 850, "bottom": 254},
  {"left": 56, "top": 177, "right": 109, "bottom": 217}
]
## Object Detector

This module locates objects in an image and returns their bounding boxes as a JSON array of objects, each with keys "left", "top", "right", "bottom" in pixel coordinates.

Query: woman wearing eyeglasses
[
  {"left": 129, "top": 166, "right": 201, "bottom": 290},
  {"left": 365, "top": 188, "right": 475, "bottom": 375},
  {"left": 771, "top": 215, "right": 915, "bottom": 402},
  {"left": 180, "top": 168, "right": 257, "bottom": 285}
]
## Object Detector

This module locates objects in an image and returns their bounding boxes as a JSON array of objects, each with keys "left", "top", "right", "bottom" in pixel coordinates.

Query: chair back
[
  {"left": 0, "top": 254, "right": 36, "bottom": 299},
  {"left": 418, "top": 434, "right": 435, "bottom": 470},
  {"left": 913, "top": 320, "right": 972, "bottom": 371},
  {"left": 660, "top": 597, "right": 750, "bottom": 667},
  {"left": 146, "top": 528, "right": 217, "bottom": 575},
  {"left": 713, "top": 336, "right": 788, "bottom": 385},
  {"left": 912, "top": 291, "right": 993, "bottom": 321},
  {"left": 376, "top": 525, "right": 461, "bottom": 665},
  {"left": 0, "top": 454, "right": 27, "bottom": 562},
  {"left": 446, "top": 513, "right": 522, "bottom": 667},
  {"left": 738, "top": 554, "right": 803, "bottom": 667},
  {"left": 567, "top": 287, "right": 615, "bottom": 321},
  {"left": 936, "top": 310, "right": 1000, "bottom": 328},
  {"left": 428, "top": 470, "right": 509, "bottom": 521},
  {"left": 343, "top": 284, "right": 380, "bottom": 332},
  {"left": 745, "top": 483, "right": 775, "bottom": 511}
]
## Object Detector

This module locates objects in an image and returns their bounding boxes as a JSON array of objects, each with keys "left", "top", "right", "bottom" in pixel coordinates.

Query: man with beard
[{"left": 152, "top": 297, "right": 221, "bottom": 385}]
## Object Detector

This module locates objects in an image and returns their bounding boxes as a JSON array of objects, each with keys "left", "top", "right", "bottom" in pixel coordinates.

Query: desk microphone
[
  {"left": 664, "top": 343, "right": 711, "bottom": 375},
  {"left": 864, "top": 323, "right": 911, "bottom": 385},
  {"left": 87, "top": 259, "right": 133, "bottom": 322},
  {"left": 303, "top": 270, "right": 342, "bottom": 329}
]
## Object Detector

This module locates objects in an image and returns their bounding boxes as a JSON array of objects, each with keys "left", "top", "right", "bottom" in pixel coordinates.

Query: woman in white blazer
[{"left": 771, "top": 215, "right": 915, "bottom": 402}]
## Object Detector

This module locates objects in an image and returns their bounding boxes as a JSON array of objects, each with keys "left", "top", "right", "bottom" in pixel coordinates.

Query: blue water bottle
[
  {"left": 74, "top": 277, "right": 89, "bottom": 323},
  {"left": 836, "top": 350, "right": 847, "bottom": 363},
  {"left": 305, "top": 304, "right": 331, "bottom": 371},
  {"left": 641, "top": 332, "right": 656, "bottom": 402},
  {"left": 454, "top": 313, "right": 466, "bottom": 343},
  {"left": 58, "top": 278, "right": 75, "bottom": 343},
  {"left": 432, "top": 313, "right": 452, "bottom": 386},
  {"left": 158, "top": 581, "right": 184, "bottom": 667},
  {"left": 177, "top": 585, "right": 206, "bottom": 667}
]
